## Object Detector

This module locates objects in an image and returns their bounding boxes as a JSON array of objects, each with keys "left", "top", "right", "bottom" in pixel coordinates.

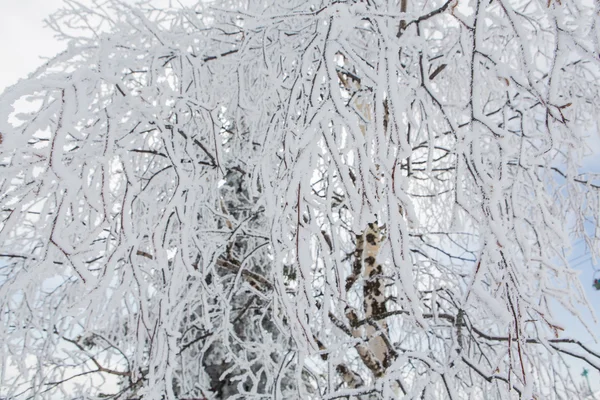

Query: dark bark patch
[{"left": 366, "top": 233, "right": 377, "bottom": 245}]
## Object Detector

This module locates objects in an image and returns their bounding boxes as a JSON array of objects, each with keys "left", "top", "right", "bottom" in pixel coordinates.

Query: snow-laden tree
[{"left": 1, "top": 0, "right": 600, "bottom": 398}]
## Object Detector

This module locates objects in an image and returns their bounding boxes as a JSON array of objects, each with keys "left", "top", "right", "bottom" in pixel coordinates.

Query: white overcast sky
[
  {"left": 0, "top": 0, "right": 199, "bottom": 92},
  {"left": 0, "top": 0, "right": 65, "bottom": 93},
  {"left": 1, "top": 0, "right": 599, "bottom": 392}
]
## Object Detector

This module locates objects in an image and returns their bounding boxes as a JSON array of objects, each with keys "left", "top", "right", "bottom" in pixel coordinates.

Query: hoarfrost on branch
[{"left": 1, "top": 0, "right": 600, "bottom": 398}]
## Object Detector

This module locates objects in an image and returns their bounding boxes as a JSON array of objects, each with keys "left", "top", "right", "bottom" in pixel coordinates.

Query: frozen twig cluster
[{"left": 1, "top": 0, "right": 600, "bottom": 398}]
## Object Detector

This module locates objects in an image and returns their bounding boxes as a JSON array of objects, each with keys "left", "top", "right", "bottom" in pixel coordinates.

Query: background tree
[{"left": 1, "top": 0, "right": 600, "bottom": 399}]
